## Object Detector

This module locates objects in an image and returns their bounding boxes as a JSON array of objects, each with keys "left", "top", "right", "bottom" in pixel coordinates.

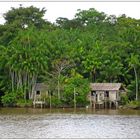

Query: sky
[{"left": 0, "top": 2, "right": 140, "bottom": 24}]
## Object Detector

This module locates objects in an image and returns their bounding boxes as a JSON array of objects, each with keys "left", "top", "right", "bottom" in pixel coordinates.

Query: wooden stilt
[
  {"left": 33, "top": 102, "right": 35, "bottom": 108},
  {"left": 33, "top": 100, "right": 35, "bottom": 108},
  {"left": 102, "top": 102, "right": 104, "bottom": 109},
  {"left": 93, "top": 102, "right": 95, "bottom": 109},
  {"left": 41, "top": 102, "right": 42, "bottom": 108},
  {"left": 105, "top": 101, "right": 107, "bottom": 109},
  {"left": 109, "top": 101, "right": 112, "bottom": 109},
  {"left": 116, "top": 101, "right": 118, "bottom": 109},
  {"left": 90, "top": 94, "right": 92, "bottom": 108}
]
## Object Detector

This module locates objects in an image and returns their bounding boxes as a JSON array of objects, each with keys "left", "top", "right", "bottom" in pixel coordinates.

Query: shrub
[
  {"left": 63, "top": 76, "right": 90, "bottom": 107},
  {"left": 127, "top": 100, "right": 140, "bottom": 109},
  {"left": 16, "top": 99, "right": 32, "bottom": 107},
  {"left": 51, "top": 96, "right": 62, "bottom": 107},
  {"left": 2, "top": 89, "right": 25, "bottom": 107},
  {"left": 1, "top": 92, "right": 17, "bottom": 107},
  {"left": 120, "top": 94, "right": 129, "bottom": 105}
]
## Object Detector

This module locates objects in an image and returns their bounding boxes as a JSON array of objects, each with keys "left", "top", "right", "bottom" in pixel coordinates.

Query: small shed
[
  {"left": 89, "top": 83, "right": 125, "bottom": 108},
  {"left": 33, "top": 83, "right": 48, "bottom": 108}
]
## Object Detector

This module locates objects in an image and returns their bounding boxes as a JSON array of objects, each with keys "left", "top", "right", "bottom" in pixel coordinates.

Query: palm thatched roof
[
  {"left": 90, "top": 83, "right": 122, "bottom": 91},
  {"left": 34, "top": 83, "right": 48, "bottom": 91}
]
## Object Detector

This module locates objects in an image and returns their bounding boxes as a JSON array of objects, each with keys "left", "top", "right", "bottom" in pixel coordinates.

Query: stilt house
[
  {"left": 89, "top": 83, "right": 125, "bottom": 108},
  {"left": 33, "top": 83, "right": 48, "bottom": 108}
]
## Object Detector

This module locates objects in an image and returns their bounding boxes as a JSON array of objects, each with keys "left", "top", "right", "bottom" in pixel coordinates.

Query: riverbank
[
  {"left": 119, "top": 100, "right": 140, "bottom": 110},
  {"left": 119, "top": 105, "right": 140, "bottom": 110},
  {"left": 1, "top": 98, "right": 140, "bottom": 110},
  {"left": 1, "top": 103, "right": 140, "bottom": 110}
]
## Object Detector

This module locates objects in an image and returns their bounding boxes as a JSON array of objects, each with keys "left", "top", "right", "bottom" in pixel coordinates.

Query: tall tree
[
  {"left": 128, "top": 54, "right": 140, "bottom": 101},
  {"left": 0, "top": 27, "right": 48, "bottom": 100},
  {"left": 0, "top": 5, "right": 50, "bottom": 46}
]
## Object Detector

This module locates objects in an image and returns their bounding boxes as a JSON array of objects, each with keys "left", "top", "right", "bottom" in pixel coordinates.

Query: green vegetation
[
  {"left": 120, "top": 94, "right": 129, "bottom": 105},
  {"left": 63, "top": 73, "right": 90, "bottom": 107},
  {"left": 0, "top": 6, "right": 140, "bottom": 108},
  {"left": 126, "top": 101, "right": 140, "bottom": 109}
]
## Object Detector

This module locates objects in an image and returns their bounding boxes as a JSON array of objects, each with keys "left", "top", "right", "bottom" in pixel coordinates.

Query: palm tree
[{"left": 129, "top": 54, "right": 139, "bottom": 101}]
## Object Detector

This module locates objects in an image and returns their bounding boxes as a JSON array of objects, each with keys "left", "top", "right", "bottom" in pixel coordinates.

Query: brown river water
[{"left": 0, "top": 108, "right": 140, "bottom": 138}]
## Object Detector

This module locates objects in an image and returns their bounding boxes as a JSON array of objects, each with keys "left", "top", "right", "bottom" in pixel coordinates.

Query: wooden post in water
[
  {"left": 105, "top": 100, "right": 107, "bottom": 109},
  {"left": 90, "top": 93, "right": 92, "bottom": 108},
  {"left": 33, "top": 92, "right": 36, "bottom": 108},
  {"left": 99, "top": 103, "right": 100, "bottom": 109},
  {"left": 33, "top": 101, "right": 35, "bottom": 108},
  {"left": 109, "top": 101, "right": 112, "bottom": 109},
  {"left": 41, "top": 102, "right": 42, "bottom": 108},
  {"left": 74, "top": 88, "right": 76, "bottom": 109},
  {"left": 50, "top": 93, "right": 52, "bottom": 109},
  {"left": 115, "top": 101, "right": 118, "bottom": 109},
  {"left": 93, "top": 102, "right": 95, "bottom": 109}
]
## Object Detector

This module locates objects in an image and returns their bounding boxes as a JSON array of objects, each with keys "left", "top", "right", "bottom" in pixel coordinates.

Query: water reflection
[{"left": 0, "top": 108, "right": 140, "bottom": 138}]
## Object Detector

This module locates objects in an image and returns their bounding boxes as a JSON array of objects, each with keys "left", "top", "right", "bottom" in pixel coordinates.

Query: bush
[
  {"left": 1, "top": 89, "right": 27, "bottom": 107},
  {"left": 1, "top": 92, "right": 17, "bottom": 107},
  {"left": 126, "top": 100, "right": 140, "bottom": 109},
  {"left": 51, "top": 96, "right": 62, "bottom": 107},
  {"left": 45, "top": 95, "right": 63, "bottom": 108},
  {"left": 120, "top": 94, "right": 129, "bottom": 105},
  {"left": 63, "top": 76, "right": 90, "bottom": 107},
  {"left": 16, "top": 99, "right": 32, "bottom": 107}
]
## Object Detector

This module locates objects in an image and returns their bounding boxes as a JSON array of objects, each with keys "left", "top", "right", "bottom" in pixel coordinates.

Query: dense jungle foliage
[{"left": 0, "top": 6, "right": 140, "bottom": 107}]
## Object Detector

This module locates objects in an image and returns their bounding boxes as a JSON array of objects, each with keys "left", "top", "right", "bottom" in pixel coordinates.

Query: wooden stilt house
[
  {"left": 89, "top": 83, "right": 125, "bottom": 109},
  {"left": 33, "top": 83, "right": 48, "bottom": 108}
]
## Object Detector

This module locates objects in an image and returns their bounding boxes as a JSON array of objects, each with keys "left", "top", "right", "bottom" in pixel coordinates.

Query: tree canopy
[{"left": 0, "top": 5, "right": 140, "bottom": 107}]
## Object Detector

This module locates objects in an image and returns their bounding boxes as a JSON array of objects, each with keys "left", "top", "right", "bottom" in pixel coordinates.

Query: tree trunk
[
  {"left": 10, "top": 70, "right": 14, "bottom": 92},
  {"left": 27, "top": 74, "right": 31, "bottom": 99},
  {"left": 23, "top": 72, "right": 28, "bottom": 99},
  {"left": 134, "top": 66, "right": 138, "bottom": 101},
  {"left": 49, "top": 92, "right": 52, "bottom": 109},
  {"left": 90, "top": 71, "right": 93, "bottom": 82},
  {"left": 74, "top": 87, "right": 76, "bottom": 109},
  {"left": 57, "top": 73, "right": 60, "bottom": 100},
  {"left": 30, "top": 74, "right": 37, "bottom": 99},
  {"left": 93, "top": 69, "right": 96, "bottom": 82}
]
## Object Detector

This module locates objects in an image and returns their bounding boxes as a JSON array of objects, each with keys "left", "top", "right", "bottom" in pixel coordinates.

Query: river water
[{"left": 0, "top": 108, "right": 140, "bottom": 138}]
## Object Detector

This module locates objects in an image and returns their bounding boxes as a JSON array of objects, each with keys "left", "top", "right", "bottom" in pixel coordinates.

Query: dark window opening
[
  {"left": 105, "top": 91, "right": 109, "bottom": 97},
  {"left": 36, "top": 91, "right": 40, "bottom": 95},
  {"left": 91, "top": 91, "right": 96, "bottom": 96}
]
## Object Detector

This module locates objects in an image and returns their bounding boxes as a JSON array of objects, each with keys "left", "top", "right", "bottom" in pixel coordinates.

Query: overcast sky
[{"left": 0, "top": 2, "right": 140, "bottom": 24}]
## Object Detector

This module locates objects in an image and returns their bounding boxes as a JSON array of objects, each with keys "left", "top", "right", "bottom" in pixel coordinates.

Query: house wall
[
  {"left": 40, "top": 90, "right": 48, "bottom": 97},
  {"left": 109, "top": 91, "right": 117, "bottom": 101},
  {"left": 89, "top": 90, "right": 121, "bottom": 103},
  {"left": 117, "top": 91, "right": 121, "bottom": 101},
  {"left": 34, "top": 90, "right": 48, "bottom": 101},
  {"left": 96, "top": 91, "right": 105, "bottom": 102}
]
